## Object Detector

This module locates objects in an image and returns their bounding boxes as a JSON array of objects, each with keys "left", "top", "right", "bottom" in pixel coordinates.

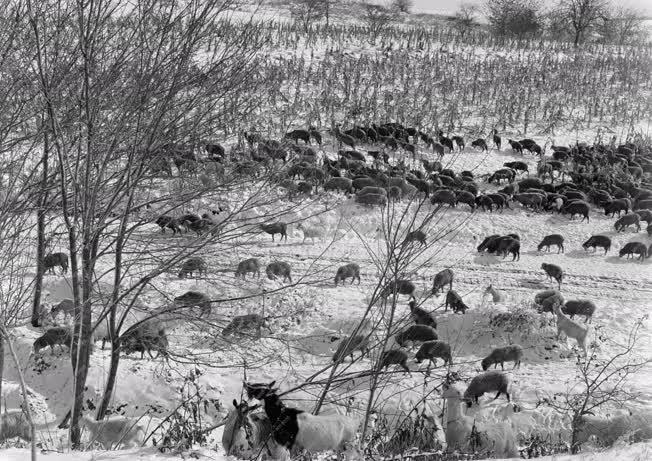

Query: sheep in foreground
[
  {"left": 574, "top": 413, "right": 652, "bottom": 448},
  {"left": 445, "top": 290, "right": 469, "bottom": 314},
  {"left": 408, "top": 300, "right": 437, "bottom": 329},
  {"left": 431, "top": 268, "right": 453, "bottom": 296},
  {"left": 562, "top": 300, "right": 596, "bottom": 323},
  {"left": 334, "top": 263, "right": 360, "bottom": 285},
  {"left": 442, "top": 384, "right": 519, "bottom": 458},
  {"left": 619, "top": 242, "right": 647, "bottom": 260},
  {"left": 33, "top": 327, "right": 72, "bottom": 354},
  {"left": 552, "top": 303, "right": 588, "bottom": 356},
  {"left": 481, "top": 345, "right": 523, "bottom": 371},
  {"left": 178, "top": 257, "right": 207, "bottom": 278},
  {"left": 235, "top": 258, "right": 260, "bottom": 279},
  {"left": 332, "top": 335, "right": 369, "bottom": 362},
  {"left": 541, "top": 263, "right": 563, "bottom": 288},
  {"left": 415, "top": 340, "right": 451, "bottom": 368},
  {"left": 266, "top": 261, "right": 292, "bottom": 283},
  {"left": 395, "top": 325, "right": 438, "bottom": 347},
  {"left": 378, "top": 349, "right": 410, "bottom": 373},
  {"left": 538, "top": 234, "right": 565, "bottom": 253},
  {"left": 81, "top": 414, "right": 145, "bottom": 449},
  {"left": 582, "top": 235, "right": 611, "bottom": 254},
  {"left": 463, "top": 370, "right": 511, "bottom": 406}
]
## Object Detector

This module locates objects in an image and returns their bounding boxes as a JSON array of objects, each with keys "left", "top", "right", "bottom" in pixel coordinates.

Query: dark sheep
[
  {"left": 614, "top": 213, "right": 641, "bottom": 232},
  {"left": 460, "top": 170, "right": 474, "bottom": 179},
  {"left": 387, "top": 186, "right": 402, "bottom": 201},
  {"left": 356, "top": 193, "right": 387, "bottom": 207},
  {"left": 339, "top": 149, "right": 366, "bottom": 162},
  {"left": 334, "top": 263, "right": 361, "bottom": 285},
  {"left": 534, "top": 289, "right": 565, "bottom": 313},
  {"left": 513, "top": 193, "right": 543, "bottom": 211},
  {"left": 582, "top": 235, "right": 611, "bottom": 254},
  {"left": 380, "top": 279, "right": 416, "bottom": 300},
  {"left": 430, "top": 189, "right": 457, "bottom": 207},
  {"left": 564, "top": 190, "right": 587, "bottom": 202},
  {"left": 284, "top": 129, "right": 311, "bottom": 144},
  {"left": 415, "top": 340, "right": 452, "bottom": 368},
  {"left": 487, "top": 193, "right": 510, "bottom": 211},
  {"left": 519, "top": 138, "right": 536, "bottom": 150},
  {"left": 174, "top": 291, "right": 212, "bottom": 317},
  {"left": 332, "top": 335, "right": 369, "bottom": 362},
  {"left": 435, "top": 174, "right": 455, "bottom": 188},
  {"left": 408, "top": 300, "right": 437, "bottom": 329},
  {"left": 492, "top": 129, "right": 501, "bottom": 150},
  {"left": 439, "top": 135, "right": 454, "bottom": 152},
  {"left": 178, "top": 257, "right": 207, "bottom": 278},
  {"left": 560, "top": 200, "right": 590, "bottom": 222},
  {"left": 481, "top": 345, "right": 523, "bottom": 371},
  {"left": 265, "top": 262, "right": 292, "bottom": 283},
  {"left": 378, "top": 349, "right": 410, "bottom": 373},
  {"left": 445, "top": 290, "right": 469, "bottom": 314},
  {"left": 260, "top": 222, "right": 288, "bottom": 242},
  {"left": 155, "top": 215, "right": 181, "bottom": 234},
  {"left": 562, "top": 300, "right": 596, "bottom": 323},
  {"left": 395, "top": 325, "right": 438, "bottom": 347},
  {"left": 476, "top": 195, "right": 494, "bottom": 212},
  {"left": 235, "top": 258, "right": 260, "bottom": 279},
  {"left": 634, "top": 209, "right": 652, "bottom": 225},
  {"left": 603, "top": 199, "right": 631, "bottom": 217},
  {"left": 538, "top": 234, "right": 565, "bottom": 253},
  {"left": 186, "top": 218, "right": 213, "bottom": 235},
  {"left": 528, "top": 143, "right": 543, "bottom": 156},
  {"left": 421, "top": 159, "right": 442, "bottom": 173},
  {"left": 205, "top": 143, "right": 225, "bottom": 158},
  {"left": 518, "top": 177, "right": 543, "bottom": 190},
  {"left": 44, "top": 252, "right": 69, "bottom": 274},
  {"left": 404, "top": 230, "right": 427, "bottom": 246},
  {"left": 324, "top": 177, "right": 353, "bottom": 194},
  {"left": 440, "top": 169, "right": 455, "bottom": 178},
  {"left": 496, "top": 237, "right": 520, "bottom": 261},
  {"left": 477, "top": 235, "right": 500, "bottom": 252},
  {"left": 463, "top": 371, "right": 510, "bottom": 406},
  {"left": 452, "top": 136, "right": 465, "bottom": 151},
  {"left": 508, "top": 139, "right": 523, "bottom": 154},
  {"left": 33, "top": 327, "right": 72, "bottom": 354},
  {"left": 178, "top": 213, "right": 202, "bottom": 231},
  {"left": 503, "top": 161, "right": 528, "bottom": 175},
  {"left": 352, "top": 177, "right": 377, "bottom": 191},
  {"left": 541, "top": 263, "right": 563, "bottom": 288},
  {"left": 618, "top": 242, "right": 647, "bottom": 260},
  {"left": 120, "top": 322, "right": 168, "bottom": 359},
  {"left": 222, "top": 314, "right": 271, "bottom": 337},
  {"left": 309, "top": 127, "right": 322, "bottom": 145},
  {"left": 455, "top": 190, "right": 476, "bottom": 210},
  {"left": 471, "top": 139, "right": 488, "bottom": 152},
  {"left": 488, "top": 168, "right": 515, "bottom": 184},
  {"left": 431, "top": 268, "right": 454, "bottom": 295}
]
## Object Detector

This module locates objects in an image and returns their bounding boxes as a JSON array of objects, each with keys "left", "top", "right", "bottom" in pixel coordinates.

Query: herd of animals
[{"left": 6, "top": 122, "right": 652, "bottom": 456}]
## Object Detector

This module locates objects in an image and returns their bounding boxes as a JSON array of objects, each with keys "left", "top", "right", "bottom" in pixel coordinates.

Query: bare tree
[
  {"left": 485, "top": 0, "right": 542, "bottom": 39},
  {"left": 290, "top": 0, "right": 329, "bottom": 31},
  {"left": 391, "top": 0, "right": 412, "bottom": 14},
  {"left": 554, "top": 0, "right": 609, "bottom": 45},
  {"left": 362, "top": 3, "right": 394, "bottom": 44},
  {"left": 453, "top": 3, "right": 479, "bottom": 37},
  {"left": 596, "top": 6, "right": 648, "bottom": 46}
]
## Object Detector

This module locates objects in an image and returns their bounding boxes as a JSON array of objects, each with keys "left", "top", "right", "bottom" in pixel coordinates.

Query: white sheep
[
  {"left": 442, "top": 384, "right": 519, "bottom": 458},
  {"left": 297, "top": 222, "right": 324, "bottom": 244},
  {"left": 552, "top": 303, "right": 588, "bottom": 356},
  {"left": 575, "top": 412, "right": 652, "bottom": 448},
  {"left": 81, "top": 413, "right": 145, "bottom": 449}
]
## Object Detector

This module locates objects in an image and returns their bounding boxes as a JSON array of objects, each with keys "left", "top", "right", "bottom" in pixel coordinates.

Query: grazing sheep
[
  {"left": 33, "top": 327, "right": 72, "bottom": 354},
  {"left": 476, "top": 195, "right": 494, "bottom": 212},
  {"left": 408, "top": 300, "right": 437, "bottom": 329},
  {"left": 356, "top": 193, "right": 387, "bottom": 207},
  {"left": 635, "top": 209, "right": 652, "bottom": 225},
  {"left": 174, "top": 291, "right": 212, "bottom": 316},
  {"left": 562, "top": 300, "right": 596, "bottom": 323},
  {"left": 463, "top": 370, "right": 511, "bottom": 406},
  {"left": 81, "top": 414, "right": 145, "bottom": 450},
  {"left": 534, "top": 289, "right": 565, "bottom": 313},
  {"left": 445, "top": 290, "right": 469, "bottom": 314},
  {"left": 504, "top": 161, "right": 528, "bottom": 175},
  {"left": 560, "top": 200, "right": 590, "bottom": 222},
  {"left": 488, "top": 168, "right": 515, "bottom": 184},
  {"left": 235, "top": 258, "right": 260, "bottom": 279},
  {"left": 455, "top": 190, "right": 476, "bottom": 210},
  {"left": 43, "top": 252, "right": 69, "bottom": 274},
  {"left": 508, "top": 139, "right": 523, "bottom": 154},
  {"left": 574, "top": 413, "right": 652, "bottom": 448},
  {"left": 477, "top": 235, "right": 500, "bottom": 252},
  {"left": 619, "top": 242, "right": 647, "bottom": 260},
  {"left": 178, "top": 257, "right": 207, "bottom": 278},
  {"left": 415, "top": 340, "right": 451, "bottom": 367},
  {"left": 297, "top": 222, "right": 323, "bottom": 244},
  {"left": 245, "top": 382, "right": 359, "bottom": 458},
  {"left": 223, "top": 399, "right": 278, "bottom": 459},
  {"left": 582, "top": 235, "right": 611, "bottom": 254},
  {"left": 614, "top": 213, "right": 641, "bottom": 232},
  {"left": 403, "top": 230, "right": 426, "bottom": 246},
  {"left": 120, "top": 323, "right": 169, "bottom": 359},
  {"left": 431, "top": 268, "right": 454, "bottom": 296},
  {"left": 260, "top": 222, "right": 288, "bottom": 242},
  {"left": 324, "top": 177, "right": 353, "bottom": 194},
  {"left": 481, "top": 345, "right": 523, "bottom": 371},
  {"left": 378, "top": 349, "right": 410, "bottom": 373},
  {"left": 471, "top": 138, "right": 488, "bottom": 152},
  {"left": 603, "top": 198, "right": 631, "bottom": 217},
  {"left": 334, "top": 263, "right": 361, "bottom": 285},
  {"left": 50, "top": 299, "right": 75, "bottom": 323},
  {"left": 430, "top": 189, "right": 457, "bottom": 207},
  {"left": 0, "top": 410, "right": 32, "bottom": 442},
  {"left": 513, "top": 193, "right": 543, "bottom": 211},
  {"left": 266, "top": 262, "right": 292, "bottom": 283},
  {"left": 395, "top": 325, "right": 438, "bottom": 347},
  {"left": 483, "top": 285, "right": 505, "bottom": 303},
  {"left": 332, "top": 335, "right": 369, "bottom": 362},
  {"left": 222, "top": 314, "right": 271, "bottom": 337},
  {"left": 496, "top": 237, "right": 520, "bottom": 261},
  {"left": 538, "top": 234, "right": 565, "bottom": 253},
  {"left": 443, "top": 384, "right": 518, "bottom": 457},
  {"left": 541, "top": 263, "right": 563, "bottom": 288},
  {"left": 380, "top": 279, "right": 416, "bottom": 300},
  {"left": 155, "top": 215, "right": 180, "bottom": 234},
  {"left": 552, "top": 303, "right": 588, "bottom": 356}
]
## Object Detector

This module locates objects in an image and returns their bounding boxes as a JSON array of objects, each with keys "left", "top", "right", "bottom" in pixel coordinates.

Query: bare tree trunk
[
  {"left": 0, "top": 331, "right": 4, "bottom": 404},
  {"left": 31, "top": 127, "right": 49, "bottom": 328}
]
